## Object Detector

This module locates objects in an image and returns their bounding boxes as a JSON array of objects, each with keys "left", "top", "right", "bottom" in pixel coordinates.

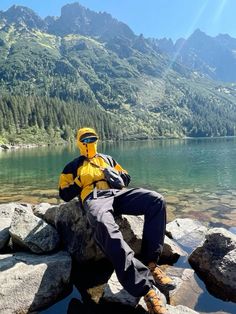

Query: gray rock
[
  {"left": 102, "top": 270, "right": 199, "bottom": 313},
  {"left": 9, "top": 205, "right": 60, "bottom": 253},
  {"left": 167, "top": 305, "right": 199, "bottom": 314},
  {"left": 0, "top": 202, "right": 18, "bottom": 218},
  {"left": 189, "top": 228, "right": 236, "bottom": 302},
  {"left": 55, "top": 200, "right": 184, "bottom": 264},
  {"left": 0, "top": 251, "right": 72, "bottom": 313},
  {"left": 163, "top": 266, "right": 203, "bottom": 309},
  {"left": 0, "top": 218, "right": 11, "bottom": 250},
  {"left": 161, "top": 236, "right": 187, "bottom": 264},
  {"left": 103, "top": 272, "right": 140, "bottom": 307},
  {"left": 166, "top": 218, "right": 208, "bottom": 252},
  {"left": 33, "top": 203, "right": 59, "bottom": 226}
]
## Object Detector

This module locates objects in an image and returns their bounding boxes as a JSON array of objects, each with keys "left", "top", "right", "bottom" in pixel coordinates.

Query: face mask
[{"left": 76, "top": 128, "right": 98, "bottom": 158}]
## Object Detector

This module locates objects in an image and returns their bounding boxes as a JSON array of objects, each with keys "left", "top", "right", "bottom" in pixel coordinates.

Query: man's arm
[
  {"left": 111, "top": 158, "right": 131, "bottom": 187},
  {"left": 58, "top": 162, "right": 82, "bottom": 202}
]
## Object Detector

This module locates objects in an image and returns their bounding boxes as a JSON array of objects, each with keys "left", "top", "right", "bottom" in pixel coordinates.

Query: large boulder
[
  {"left": 166, "top": 218, "right": 208, "bottom": 252},
  {"left": 0, "top": 251, "right": 72, "bottom": 314},
  {"left": 189, "top": 228, "right": 236, "bottom": 302},
  {"left": 0, "top": 203, "right": 22, "bottom": 251},
  {"left": 54, "top": 200, "right": 184, "bottom": 264},
  {"left": 55, "top": 199, "right": 104, "bottom": 262},
  {"left": 9, "top": 205, "right": 60, "bottom": 253}
]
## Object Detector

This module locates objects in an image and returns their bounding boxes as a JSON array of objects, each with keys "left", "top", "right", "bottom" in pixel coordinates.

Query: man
[{"left": 59, "top": 127, "right": 176, "bottom": 314}]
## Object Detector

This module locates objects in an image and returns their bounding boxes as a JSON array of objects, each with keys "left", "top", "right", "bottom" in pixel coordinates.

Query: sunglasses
[{"left": 80, "top": 137, "right": 98, "bottom": 143}]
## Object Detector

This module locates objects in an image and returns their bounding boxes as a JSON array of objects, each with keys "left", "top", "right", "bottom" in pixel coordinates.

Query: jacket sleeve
[
  {"left": 112, "top": 158, "right": 131, "bottom": 187},
  {"left": 58, "top": 162, "right": 82, "bottom": 202}
]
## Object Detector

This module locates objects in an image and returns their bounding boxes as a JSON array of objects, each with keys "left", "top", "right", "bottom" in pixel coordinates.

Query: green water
[
  {"left": 0, "top": 137, "right": 236, "bottom": 228},
  {"left": 1, "top": 137, "right": 236, "bottom": 313}
]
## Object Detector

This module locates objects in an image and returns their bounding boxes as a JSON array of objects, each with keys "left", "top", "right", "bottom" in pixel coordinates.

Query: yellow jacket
[{"left": 59, "top": 153, "right": 130, "bottom": 203}]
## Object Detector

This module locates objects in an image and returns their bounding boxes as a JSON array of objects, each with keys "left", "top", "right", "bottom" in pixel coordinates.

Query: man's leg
[
  {"left": 113, "top": 188, "right": 166, "bottom": 264},
  {"left": 113, "top": 188, "right": 176, "bottom": 292},
  {"left": 83, "top": 190, "right": 155, "bottom": 297}
]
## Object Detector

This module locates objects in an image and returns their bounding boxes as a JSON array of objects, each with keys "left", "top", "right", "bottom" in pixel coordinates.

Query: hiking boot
[
  {"left": 148, "top": 262, "right": 176, "bottom": 292},
  {"left": 144, "top": 287, "right": 167, "bottom": 314}
]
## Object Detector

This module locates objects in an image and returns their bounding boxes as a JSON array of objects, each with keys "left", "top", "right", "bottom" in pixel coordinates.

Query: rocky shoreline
[{"left": 0, "top": 200, "right": 236, "bottom": 313}]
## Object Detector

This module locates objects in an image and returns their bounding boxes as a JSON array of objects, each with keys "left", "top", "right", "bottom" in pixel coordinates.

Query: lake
[
  {"left": 1, "top": 137, "right": 236, "bottom": 314},
  {"left": 1, "top": 137, "right": 236, "bottom": 230}
]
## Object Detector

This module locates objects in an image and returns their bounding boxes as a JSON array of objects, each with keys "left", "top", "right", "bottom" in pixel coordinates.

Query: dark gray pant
[{"left": 83, "top": 188, "right": 167, "bottom": 297}]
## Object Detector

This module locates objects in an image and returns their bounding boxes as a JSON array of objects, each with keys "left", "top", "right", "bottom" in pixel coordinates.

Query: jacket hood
[{"left": 76, "top": 127, "right": 98, "bottom": 158}]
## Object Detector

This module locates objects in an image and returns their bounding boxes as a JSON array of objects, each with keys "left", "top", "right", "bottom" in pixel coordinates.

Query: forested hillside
[{"left": 0, "top": 3, "right": 236, "bottom": 144}]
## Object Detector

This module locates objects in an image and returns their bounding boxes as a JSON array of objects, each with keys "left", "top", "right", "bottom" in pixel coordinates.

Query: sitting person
[{"left": 59, "top": 127, "right": 176, "bottom": 314}]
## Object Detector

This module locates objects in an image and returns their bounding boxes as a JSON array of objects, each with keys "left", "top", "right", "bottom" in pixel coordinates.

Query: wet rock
[
  {"left": 0, "top": 218, "right": 11, "bottom": 250},
  {"left": 189, "top": 228, "right": 236, "bottom": 302},
  {"left": 166, "top": 218, "right": 208, "bottom": 252},
  {"left": 0, "top": 144, "right": 11, "bottom": 150},
  {"left": 103, "top": 272, "right": 140, "bottom": 307},
  {"left": 167, "top": 305, "right": 199, "bottom": 313},
  {"left": 162, "top": 266, "right": 203, "bottom": 308},
  {"left": 160, "top": 236, "right": 187, "bottom": 264},
  {"left": 9, "top": 205, "right": 60, "bottom": 254},
  {"left": 0, "top": 251, "right": 72, "bottom": 313},
  {"left": 102, "top": 271, "right": 199, "bottom": 313}
]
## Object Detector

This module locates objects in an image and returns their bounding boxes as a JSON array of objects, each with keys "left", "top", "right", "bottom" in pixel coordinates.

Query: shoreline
[{"left": 1, "top": 135, "right": 236, "bottom": 151}]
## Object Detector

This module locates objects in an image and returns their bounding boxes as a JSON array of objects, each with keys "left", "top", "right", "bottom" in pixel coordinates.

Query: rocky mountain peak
[
  {"left": 4, "top": 5, "right": 45, "bottom": 29},
  {"left": 47, "top": 2, "right": 135, "bottom": 40}
]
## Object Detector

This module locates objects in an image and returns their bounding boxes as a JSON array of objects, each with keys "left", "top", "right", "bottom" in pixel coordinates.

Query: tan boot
[
  {"left": 148, "top": 262, "right": 176, "bottom": 292},
  {"left": 144, "top": 287, "right": 167, "bottom": 314}
]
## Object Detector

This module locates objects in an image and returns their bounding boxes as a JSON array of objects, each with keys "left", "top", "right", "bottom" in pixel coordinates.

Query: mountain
[
  {"left": 0, "top": 3, "right": 236, "bottom": 144},
  {"left": 154, "top": 29, "right": 236, "bottom": 82}
]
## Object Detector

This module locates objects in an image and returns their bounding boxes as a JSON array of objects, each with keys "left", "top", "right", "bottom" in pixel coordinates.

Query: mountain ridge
[{"left": 0, "top": 2, "right": 236, "bottom": 144}]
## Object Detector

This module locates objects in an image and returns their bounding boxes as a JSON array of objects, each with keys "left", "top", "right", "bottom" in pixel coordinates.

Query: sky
[{"left": 0, "top": 0, "right": 236, "bottom": 42}]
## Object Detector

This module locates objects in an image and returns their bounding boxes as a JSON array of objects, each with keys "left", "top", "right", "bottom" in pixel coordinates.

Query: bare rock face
[
  {"left": 9, "top": 205, "right": 60, "bottom": 253},
  {"left": 166, "top": 218, "right": 208, "bottom": 252},
  {"left": 0, "top": 251, "right": 72, "bottom": 314},
  {"left": 189, "top": 228, "right": 236, "bottom": 302}
]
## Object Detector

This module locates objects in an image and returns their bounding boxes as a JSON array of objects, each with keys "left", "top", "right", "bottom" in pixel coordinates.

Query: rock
[
  {"left": 0, "top": 203, "right": 23, "bottom": 251},
  {"left": 102, "top": 270, "right": 199, "bottom": 314},
  {"left": 166, "top": 218, "right": 208, "bottom": 252},
  {"left": 160, "top": 236, "right": 187, "bottom": 264},
  {"left": 0, "top": 202, "right": 18, "bottom": 218},
  {"left": 55, "top": 200, "right": 184, "bottom": 264},
  {"left": 9, "top": 205, "right": 60, "bottom": 254},
  {"left": 0, "top": 144, "right": 10, "bottom": 150},
  {"left": 0, "top": 251, "right": 72, "bottom": 313},
  {"left": 0, "top": 218, "right": 11, "bottom": 250},
  {"left": 33, "top": 203, "right": 59, "bottom": 226},
  {"left": 103, "top": 272, "right": 140, "bottom": 307},
  {"left": 162, "top": 266, "right": 203, "bottom": 308},
  {"left": 167, "top": 305, "right": 199, "bottom": 314},
  {"left": 55, "top": 199, "right": 104, "bottom": 262},
  {"left": 189, "top": 228, "right": 236, "bottom": 302}
]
